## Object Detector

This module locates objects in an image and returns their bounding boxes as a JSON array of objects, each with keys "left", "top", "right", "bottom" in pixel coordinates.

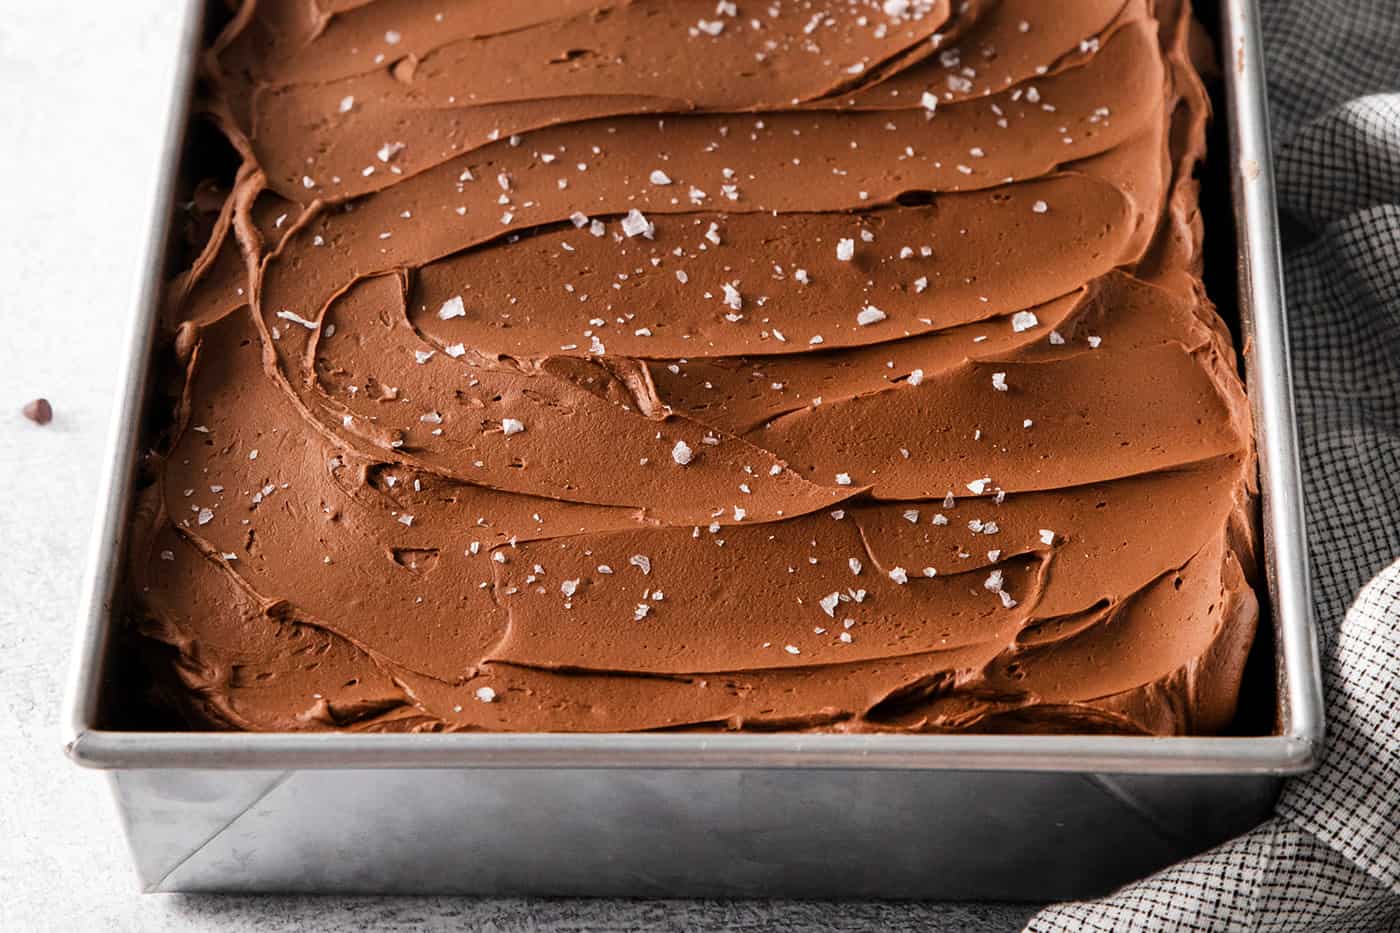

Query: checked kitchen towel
[{"left": 1029, "top": 1, "right": 1400, "bottom": 929}]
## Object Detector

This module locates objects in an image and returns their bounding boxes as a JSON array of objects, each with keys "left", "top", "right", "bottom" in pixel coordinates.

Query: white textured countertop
[{"left": 0, "top": 3, "right": 1034, "bottom": 929}]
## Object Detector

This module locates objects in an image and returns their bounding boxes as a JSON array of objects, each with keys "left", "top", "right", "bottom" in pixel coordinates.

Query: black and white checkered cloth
[{"left": 1029, "top": 1, "right": 1400, "bottom": 929}]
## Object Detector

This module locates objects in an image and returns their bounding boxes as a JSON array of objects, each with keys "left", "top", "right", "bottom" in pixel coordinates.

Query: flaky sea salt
[
  {"left": 621, "top": 209, "right": 654, "bottom": 238},
  {"left": 856, "top": 305, "right": 887, "bottom": 326},
  {"left": 1011, "top": 311, "right": 1040, "bottom": 332},
  {"left": 438, "top": 296, "right": 466, "bottom": 319}
]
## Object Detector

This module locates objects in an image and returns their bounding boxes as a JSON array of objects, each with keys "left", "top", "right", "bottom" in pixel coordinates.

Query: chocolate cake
[{"left": 128, "top": 0, "right": 1259, "bottom": 734}]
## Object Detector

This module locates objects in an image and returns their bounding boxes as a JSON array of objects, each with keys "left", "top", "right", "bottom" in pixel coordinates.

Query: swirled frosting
[{"left": 127, "top": 0, "right": 1259, "bottom": 734}]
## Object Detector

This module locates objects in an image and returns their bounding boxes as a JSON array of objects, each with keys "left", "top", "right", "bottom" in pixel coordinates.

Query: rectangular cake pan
[{"left": 63, "top": 0, "right": 1325, "bottom": 900}]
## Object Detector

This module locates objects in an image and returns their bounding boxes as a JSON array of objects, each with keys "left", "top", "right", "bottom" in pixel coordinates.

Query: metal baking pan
[{"left": 63, "top": 0, "right": 1325, "bottom": 899}]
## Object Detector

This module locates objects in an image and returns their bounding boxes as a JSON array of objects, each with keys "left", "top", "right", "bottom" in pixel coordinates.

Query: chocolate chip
[{"left": 21, "top": 398, "right": 53, "bottom": 426}]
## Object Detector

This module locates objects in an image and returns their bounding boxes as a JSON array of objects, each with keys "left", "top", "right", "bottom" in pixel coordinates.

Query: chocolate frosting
[{"left": 128, "top": 0, "right": 1259, "bottom": 734}]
